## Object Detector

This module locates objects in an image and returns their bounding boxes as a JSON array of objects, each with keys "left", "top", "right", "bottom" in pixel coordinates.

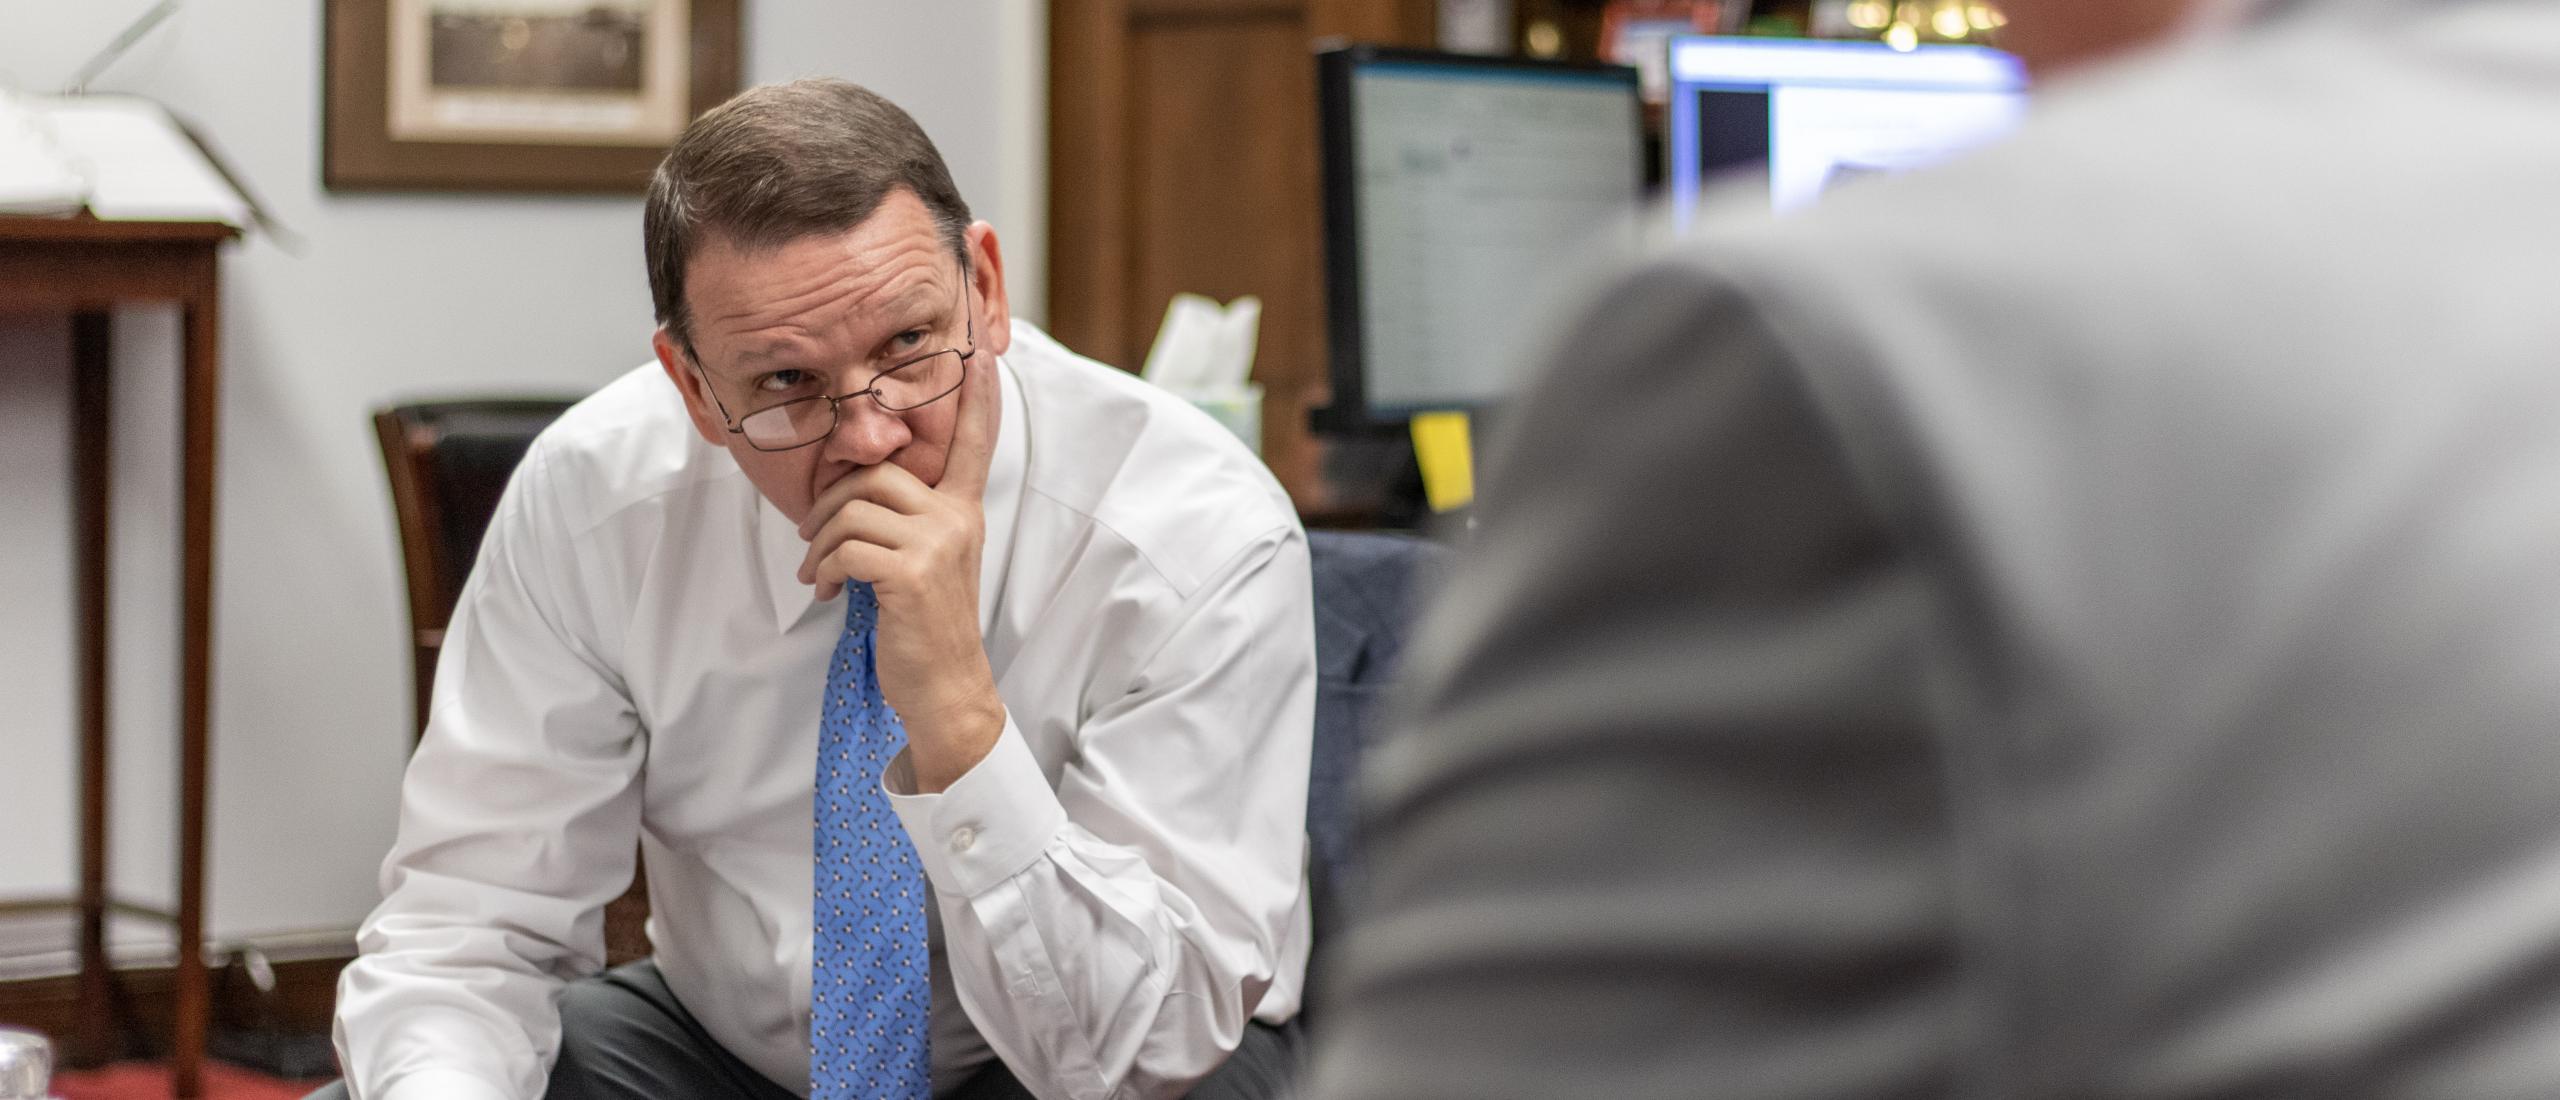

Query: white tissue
[
  {"left": 1142, "top": 293, "right": 1261, "bottom": 396},
  {"left": 1141, "top": 294, "right": 1266, "bottom": 455}
]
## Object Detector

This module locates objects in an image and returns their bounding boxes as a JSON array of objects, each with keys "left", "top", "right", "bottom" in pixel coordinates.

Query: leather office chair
[
  {"left": 373, "top": 398, "right": 580, "bottom": 740},
  {"left": 372, "top": 397, "right": 653, "bottom": 965},
  {"left": 1303, "top": 528, "right": 1446, "bottom": 1003}
]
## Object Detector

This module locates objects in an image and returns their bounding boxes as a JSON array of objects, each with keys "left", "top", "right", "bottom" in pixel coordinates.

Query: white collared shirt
[{"left": 333, "top": 322, "right": 1316, "bottom": 1100}]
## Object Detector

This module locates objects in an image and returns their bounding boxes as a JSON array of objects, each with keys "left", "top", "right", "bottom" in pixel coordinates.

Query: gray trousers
[{"left": 307, "top": 961, "right": 1302, "bottom": 1099}]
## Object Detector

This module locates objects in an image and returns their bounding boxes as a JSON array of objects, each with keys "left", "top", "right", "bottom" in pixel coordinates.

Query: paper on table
[
  {"left": 0, "top": 91, "right": 89, "bottom": 215},
  {"left": 9, "top": 94, "right": 247, "bottom": 225}
]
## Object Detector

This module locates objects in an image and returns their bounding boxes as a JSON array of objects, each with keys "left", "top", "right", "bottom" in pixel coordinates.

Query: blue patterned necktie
[{"left": 813, "top": 583, "right": 933, "bottom": 1098}]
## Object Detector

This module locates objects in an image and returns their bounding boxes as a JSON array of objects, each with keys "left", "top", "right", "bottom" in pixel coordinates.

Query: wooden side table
[{"left": 0, "top": 213, "right": 237, "bottom": 1100}]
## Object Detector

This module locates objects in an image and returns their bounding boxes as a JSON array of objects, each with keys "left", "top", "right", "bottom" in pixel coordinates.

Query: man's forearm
[{"left": 900, "top": 684, "right": 1007, "bottom": 793}]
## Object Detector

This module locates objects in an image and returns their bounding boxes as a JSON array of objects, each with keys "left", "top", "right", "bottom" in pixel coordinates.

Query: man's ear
[
  {"left": 965, "top": 222, "right": 1013, "bottom": 358},
  {"left": 654, "top": 325, "right": 732, "bottom": 448}
]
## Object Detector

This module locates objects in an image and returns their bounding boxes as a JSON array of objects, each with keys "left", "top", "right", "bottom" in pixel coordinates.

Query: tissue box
[{"left": 1182, "top": 385, "right": 1263, "bottom": 457}]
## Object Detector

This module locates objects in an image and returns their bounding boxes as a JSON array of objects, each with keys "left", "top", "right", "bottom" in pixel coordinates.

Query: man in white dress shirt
[{"left": 319, "top": 79, "right": 1315, "bottom": 1100}]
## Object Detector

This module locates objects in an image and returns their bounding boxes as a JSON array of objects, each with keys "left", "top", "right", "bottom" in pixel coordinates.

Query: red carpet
[{"left": 52, "top": 1062, "right": 323, "bottom": 1100}]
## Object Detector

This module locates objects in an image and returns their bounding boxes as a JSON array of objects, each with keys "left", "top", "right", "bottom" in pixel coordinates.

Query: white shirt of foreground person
[{"left": 332, "top": 320, "right": 1315, "bottom": 1100}]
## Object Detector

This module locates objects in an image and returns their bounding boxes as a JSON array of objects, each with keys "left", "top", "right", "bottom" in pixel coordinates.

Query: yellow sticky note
[{"left": 1409, "top": 411, "right": 1475, "bottom": 513}]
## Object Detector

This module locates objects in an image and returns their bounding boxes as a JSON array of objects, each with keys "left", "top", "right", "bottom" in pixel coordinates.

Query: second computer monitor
[{"left": 1668, "top": 35, "right": 2028, "bottom": 222}]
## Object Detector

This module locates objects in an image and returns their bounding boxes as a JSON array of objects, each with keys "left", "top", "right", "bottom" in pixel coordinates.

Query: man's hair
[{"left": 644, "top": 78, "right": 972, "bottom": 351}]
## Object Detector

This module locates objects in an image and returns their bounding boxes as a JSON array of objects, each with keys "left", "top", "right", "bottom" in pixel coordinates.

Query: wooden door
[{"left": 1051, "top": 0, "right": 1434, "bottom": 512}]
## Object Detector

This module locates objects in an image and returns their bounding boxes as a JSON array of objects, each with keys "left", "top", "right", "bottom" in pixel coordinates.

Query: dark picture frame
[{"left": 324, "top": 0, "right": 741, "bottom": 192}]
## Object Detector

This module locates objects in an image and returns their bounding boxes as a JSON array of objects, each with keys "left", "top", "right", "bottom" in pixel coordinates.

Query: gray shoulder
[{"left": 1643, "top": 15, "right": 2560, "bottom": 716}]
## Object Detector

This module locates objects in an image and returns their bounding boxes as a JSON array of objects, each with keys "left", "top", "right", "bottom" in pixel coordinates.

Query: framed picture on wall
[{"left": 324, "top": 0, "right": 741, "bottom": 191}]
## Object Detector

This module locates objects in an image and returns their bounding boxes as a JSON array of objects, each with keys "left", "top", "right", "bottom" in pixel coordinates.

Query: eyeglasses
[{"left": 692, "top": 277, "right": 977, "bottom": 453}]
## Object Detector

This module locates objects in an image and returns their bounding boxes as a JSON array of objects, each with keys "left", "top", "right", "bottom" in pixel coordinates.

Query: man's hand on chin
[{"left": 797, "top": 353, "right": 1005, "bottom": 794}]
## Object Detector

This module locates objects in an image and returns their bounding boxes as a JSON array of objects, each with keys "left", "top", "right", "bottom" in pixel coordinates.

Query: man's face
[
  {"left": 655, "top": 189, "right": 1013, "bottom": 525},
  {"left": 1995, "top": 0, "right": 2204, "bottom": 75}
]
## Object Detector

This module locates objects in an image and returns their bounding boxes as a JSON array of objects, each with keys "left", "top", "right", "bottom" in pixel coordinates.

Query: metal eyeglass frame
[{"left": 689, "top": 275, "right": 978, "bottom": 453}]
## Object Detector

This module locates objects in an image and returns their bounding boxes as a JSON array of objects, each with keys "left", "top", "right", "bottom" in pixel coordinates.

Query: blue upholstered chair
[{"left": 1303, "top": 529, "right": 1447, "bottom": 988}]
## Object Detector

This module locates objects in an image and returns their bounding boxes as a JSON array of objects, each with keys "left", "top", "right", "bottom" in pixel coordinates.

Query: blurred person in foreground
[
  {"left": 322, "top": 80, "right": 1313, "bottom": 1100},
  {"left": 1311, "top": 0, "right": 2560, "bottom": 1097}
]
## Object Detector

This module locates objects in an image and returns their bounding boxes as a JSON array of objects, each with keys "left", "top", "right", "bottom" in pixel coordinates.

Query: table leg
[
  {"left": 70, "top": 310, "right": 114, "bottom": 1070},
  {"left": 173, "top": 274, "right": 220, "bottom": 1100}
]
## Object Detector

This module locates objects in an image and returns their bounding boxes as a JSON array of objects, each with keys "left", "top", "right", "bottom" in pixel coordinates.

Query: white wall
[{"left": 0, "top": 0, "right": 1047, "bottom": 946}]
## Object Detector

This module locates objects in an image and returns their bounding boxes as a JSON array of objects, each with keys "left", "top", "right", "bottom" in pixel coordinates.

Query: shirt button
[{"left": 951, "top": 826, "right": 978, "bottom": 853}]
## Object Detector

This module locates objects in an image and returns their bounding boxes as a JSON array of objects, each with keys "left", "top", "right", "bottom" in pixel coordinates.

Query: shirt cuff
[
  {"left": 370, "top": 1067, "right": 516, "bottom": 1100},
  {"left": 884, "top": 715, "right": 1067, "bottom": 898}
]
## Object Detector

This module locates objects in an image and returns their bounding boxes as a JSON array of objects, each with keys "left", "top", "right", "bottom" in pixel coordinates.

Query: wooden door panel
[
  {"left": 1128, "top": 12, "right": 1325, "bottom": 503},
  {"left": 1052, "top": 0, "right": 1433, "bottom": 511}
]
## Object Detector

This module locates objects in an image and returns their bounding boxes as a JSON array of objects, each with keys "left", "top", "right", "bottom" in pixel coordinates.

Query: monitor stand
[{"left": 1315, "top": 433, "right": 1431, "bottom": 531}]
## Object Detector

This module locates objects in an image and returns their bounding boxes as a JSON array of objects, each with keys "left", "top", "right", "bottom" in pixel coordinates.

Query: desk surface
[
  {"left": 0, "top": 214, "right": 237, "bottom": 243},
  {"left": 0, "top": 215, "right": 238, "bottom": 318}
]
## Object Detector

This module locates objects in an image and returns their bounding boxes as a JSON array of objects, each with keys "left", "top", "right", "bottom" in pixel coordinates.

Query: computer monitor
[
  {"left": 1316, "top": 46, "right": 1644, "bottom": 430},
  {"left": 1667, "top": 36, "right": 2028, "bottom": 223}
]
